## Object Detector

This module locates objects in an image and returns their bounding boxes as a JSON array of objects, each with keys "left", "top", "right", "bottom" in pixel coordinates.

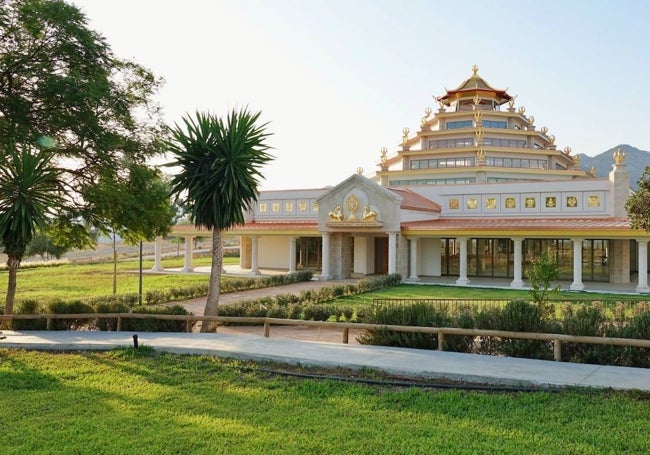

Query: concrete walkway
[{"left": 1, "top": 329, "right": 649, "bottom": 391}]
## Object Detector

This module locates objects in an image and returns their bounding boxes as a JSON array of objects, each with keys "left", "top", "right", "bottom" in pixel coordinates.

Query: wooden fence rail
[{"left": 2, "top": 313, "right": 649, "bottom": 362}]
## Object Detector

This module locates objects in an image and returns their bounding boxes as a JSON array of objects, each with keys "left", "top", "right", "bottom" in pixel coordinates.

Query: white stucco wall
[
  {"left": 419, "top": 237, "right": 441, "bottom": 276},
  {"left": 258, "top": 236, "right": 290, "bottom": 269}
]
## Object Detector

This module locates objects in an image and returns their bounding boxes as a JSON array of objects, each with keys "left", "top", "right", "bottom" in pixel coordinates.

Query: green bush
[
  {"left": 619, "top": 311, "right": 650, "bottom": 368},
  {"left": 94, "top": 302, "right": 131, "bottom": 331},
  {"left": 121, "top": 305, "right": 192, "bottom": 332},
  {"left": 493, "top": 300, "right": 553, "bottom": 360},
  {"left": 11, "top": 299, "right": 47, "bottom": 330},
  {"left": 48, "top": 300, "right": 95, "bottom": 330}
]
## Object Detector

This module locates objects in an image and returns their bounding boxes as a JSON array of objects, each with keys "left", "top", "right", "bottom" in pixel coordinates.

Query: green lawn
[
  {"left": 0, "top": 257, "right": 238, "bottom": 304},
  {"left": 0, "top": 349, "right": 647, "bottom": 455}
]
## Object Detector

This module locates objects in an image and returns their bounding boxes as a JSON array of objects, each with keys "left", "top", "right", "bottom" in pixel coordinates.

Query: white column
[
  {"left": 181, "top": 235, "right": 194, "bottom": 273},
  {"left": 388, "top": 233, "right": 397, "bottom": 275},
  {"left": 288, "top": 236, "right": 297, "bottom": 273},
  {"left": 320, "top": 233, "right": 330, "bottom": 280},
  {"left": 250, "top": 236, "right": 260, "bottom": 276},
  {"left": 151, "top": 236, "right": 164, "bottom": 272},
  {"left": 408, "top": 237, "right": 419, "bottom": 281},
  {"left": 570, "top": 238, "right": 584, "bottom": 291},
  {"left": 511, "top": 237, "right": 523, "bottom": 288},
  {"left": 636, "top": 239, "right": 650, "bottom": 293},
  {"left": 456, "top": 237, "right": 470, "bottom": 285}
]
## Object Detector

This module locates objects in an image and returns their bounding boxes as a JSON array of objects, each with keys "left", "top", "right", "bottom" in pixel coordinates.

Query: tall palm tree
[
  {"left": 167, "top": 108, "right": 273, "bottom": 331},
  {"left": 0, "top": 146, "right": 63, "bottom": 315}
]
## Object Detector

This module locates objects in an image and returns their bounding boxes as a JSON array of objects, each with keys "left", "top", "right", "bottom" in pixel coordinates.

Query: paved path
[{"left": 1, "top": 330, "right": 649, "bottom": 391}]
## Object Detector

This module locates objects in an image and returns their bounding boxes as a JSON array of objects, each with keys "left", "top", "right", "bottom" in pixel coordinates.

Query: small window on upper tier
[{"left": 446, "top": 120, "right": 472, "bottom": 129}]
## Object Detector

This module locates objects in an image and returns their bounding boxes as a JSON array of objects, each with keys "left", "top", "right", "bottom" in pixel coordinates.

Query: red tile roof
[{"left": 388, "top": 187, "right": 442, "bottom": 213}]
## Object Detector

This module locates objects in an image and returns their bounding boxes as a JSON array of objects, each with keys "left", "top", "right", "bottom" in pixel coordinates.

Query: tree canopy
[
  {"left": 626, "top": 165, "right": 650, "bottom": 232},
  {"left": 0, "top": 0, "right": 166, "bottom": 228},
  {"left": 166, "top": 109, "right": 273, "bottom": 329}
]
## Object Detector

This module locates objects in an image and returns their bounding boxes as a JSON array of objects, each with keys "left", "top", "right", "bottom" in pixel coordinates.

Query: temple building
[{"left": 166, "top": 66, "right": 650, "bottom": 293}]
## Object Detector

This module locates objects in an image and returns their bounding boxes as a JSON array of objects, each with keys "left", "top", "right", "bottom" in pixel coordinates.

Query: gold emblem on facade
[
  {"left": 362, "top": 206, "right": 377, "bottom": 221},
  {"left": 328, "top": 204, "right": 343, "bottom": 221},
  {"left": 401, "top": 127, "right": 410, "bottom": 146},
  {"left": 345, "top": 195, "right": 360, "bottom": 220}
]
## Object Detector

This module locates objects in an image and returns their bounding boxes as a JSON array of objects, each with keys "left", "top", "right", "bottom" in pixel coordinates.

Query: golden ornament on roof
[
  {"left": 573, "top": 155, "right": 581, "bottom": 166},
  {"left": 548, "top": 135, "right": 556, "bottom": 145},
  {"left": 471, "top": 64, "right": 479, "bottom": 75},
  {"left": 528, "top": 115, "right": 534, "bottom": 126},
  {"left": 508, "top": 95, "right": 517, "bottom": 109},
  {"left": 420, "top": 107, "right": 432, "bottom": 127},
  {"left": 564, "top": 146, "right": 572, "bottom": 155},
  {"left": 475, "top": 129, "right": 484, "bottom": 138},
  {"left": 356, "top": 167, "right": 363, "bottom": 175},
  {"left": 541, "top": 126, "right": 548, "bottom": 135},
  {"left": 401, "top": 127, "right": 409, "bottom": 145},
  {"left": 473, "top": 110, "right": 482, "bottom": 122},
  {"left": 613, "top": 148, "right": 626, "bottom": 165},
  {"left": 473, "top": 94, "right": 481, "bottom": 105},
  {"left": 517, "top": 106, "right": 526, "bottom": 115},
  {"left": 589, "top": 166, "right": 596, "bottom": 176}
]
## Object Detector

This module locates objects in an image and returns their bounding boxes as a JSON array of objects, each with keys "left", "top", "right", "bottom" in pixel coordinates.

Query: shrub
[
  {"left": 493, "top": 300, "right": 553, "bottom": 360},
  {"left": 561, "top": 305, "right": 619, "bottom": 364},
  {"left": 619, "top": 311, "right": 650, "bottom": 368},
  {"left": 94, "top": 302, "right": 131, "bottom": 331},
  {"left": 12, "top": 299, "right": 47, "bottom": 330},
  {"left": 121, "top": 305, "right": 192, "bottom": 332},
  {"left": 48, "top": 300, "right": 95, "bottom": 330}
]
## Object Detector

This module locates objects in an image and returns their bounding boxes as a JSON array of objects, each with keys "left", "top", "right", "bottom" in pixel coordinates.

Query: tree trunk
[
  {"left": 3, "top": 255, "right": 20, "bottom": 316},
  {"left": 112, "top": 229, "right": 117, "bottom": 295},
  {"left": 201, "top": 229, "right": 223, "bottom": 332}
]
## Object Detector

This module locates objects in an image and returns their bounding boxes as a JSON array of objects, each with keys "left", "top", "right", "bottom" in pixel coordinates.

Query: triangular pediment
[{"left": 317, "top": 174, "right": 402, "bottom": 231}]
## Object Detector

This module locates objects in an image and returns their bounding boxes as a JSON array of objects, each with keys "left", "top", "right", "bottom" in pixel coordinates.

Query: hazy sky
[{"left": 70, "top": 0, "right": 650, "bottom": 190}]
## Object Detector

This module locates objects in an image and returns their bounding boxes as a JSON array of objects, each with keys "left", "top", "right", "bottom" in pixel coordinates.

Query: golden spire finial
[
  {"left": 356, "top": 167, "right": 364, "bottom": 175},
  {"left": 548, "top": 135, "right": 556, "bottom": 145},
  {"left": 401, "top": 127, "right": 410, "bottom": 146},
  {"left": 380, "top": 146, "right": 388, "bottom": 166},
  {"left": 564, "top": 146, "right": 572, "bottom": 155},
  {"left": 613, "top": 148, "right": 626, "bottom": 165},
  {"left": 471, "top": 64, "right": 479, "bottom": 75},
  {"left": 541, "top": 126, "right": 548, "bottom": 135},
  {"left": 528, "top": 115, "right": 534, "bottom": 126},
  {"left": 573, "top": 155, "right": 581, "bottom": 166},
  {"left": 420, "top": 107, "right": 432, "bottom": 127},
  {"left": 508, "top": 95, "right": 517, "bottom": 109},
  {"left": 517, "top": 106, "right": 526, "bottom": 115},
  {"left": 589, "top": 166, "right": 596, "bottom": 176}
]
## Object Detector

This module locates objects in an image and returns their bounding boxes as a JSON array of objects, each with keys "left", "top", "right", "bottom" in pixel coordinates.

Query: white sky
[{"left": 70, "top": 0, "right": 650, "bottom": 190}]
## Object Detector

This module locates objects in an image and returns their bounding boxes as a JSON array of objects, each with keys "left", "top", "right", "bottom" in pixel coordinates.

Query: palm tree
[
  {"left": 0, "top": 146, "right": 63, "bottom": 315},
  {"left": 167, "top": 108, "right": 273, "bottom": 331}
]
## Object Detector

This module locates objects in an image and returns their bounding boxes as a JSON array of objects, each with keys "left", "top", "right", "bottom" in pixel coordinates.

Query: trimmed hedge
[{"left": 217, "top": 274, "right": 402, "bottom": 322}]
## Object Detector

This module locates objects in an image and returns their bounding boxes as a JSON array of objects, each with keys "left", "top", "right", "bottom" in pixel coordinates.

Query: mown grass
[
  {"left": 0, "top": 257, "right": 238, "bottom": 304},
  {"left": 334, "top": 283, "right": 639, "bottom": 306},
  {"left": 0, "top": 349, "right": 647, "bottom": 455}
]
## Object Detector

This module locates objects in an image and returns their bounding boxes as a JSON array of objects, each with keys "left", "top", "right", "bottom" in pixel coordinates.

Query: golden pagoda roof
[{"left": 438, "top": 65, "right": 512, "bottom": 105}]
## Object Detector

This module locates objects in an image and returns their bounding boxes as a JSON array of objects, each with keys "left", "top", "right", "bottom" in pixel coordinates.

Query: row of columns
[
  {"left": 407, "top": 236, "right": 650, "bottom": 293},
  {"left": 153, "top": 234, "right": 650, "bottom": 293}
]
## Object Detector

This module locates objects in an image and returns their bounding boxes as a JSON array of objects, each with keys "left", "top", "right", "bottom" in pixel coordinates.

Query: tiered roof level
[{"left": 375, "top": 66, "right": 591, "bottom": 187}]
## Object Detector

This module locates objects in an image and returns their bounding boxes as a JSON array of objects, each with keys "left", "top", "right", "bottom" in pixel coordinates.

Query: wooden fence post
[
  {"left": 342, "top": 327, "right": 349, "bottom": 344},
  {"left": 554, "top": 339, "right": 562, "bottom": 362},
  {"left": 117, "top": 316, "right": 122, "bottom": 332},
  {"left": 264, "top": 321, "right": 270, "bottom": 338},
  {"left": 46, "top": 318, "right": 52, "bottom": 331},
  {"left": 437, "top": 332, "right": 445, "bottom": 351}
]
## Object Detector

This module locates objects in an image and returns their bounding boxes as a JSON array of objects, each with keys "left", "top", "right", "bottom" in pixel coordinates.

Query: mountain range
[{"left": 576, "top": 144, "right": 650, "bottom": 190}]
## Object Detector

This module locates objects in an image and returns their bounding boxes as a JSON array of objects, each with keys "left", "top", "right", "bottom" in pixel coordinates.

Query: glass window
[
  {"left": 483, "top": 120, "right": 507, "bottom": 129},
  {"left": 447, "top": 120, "right": 472, "bottom": 129}
]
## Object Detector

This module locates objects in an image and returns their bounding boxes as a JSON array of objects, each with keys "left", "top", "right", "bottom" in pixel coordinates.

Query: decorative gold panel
[
  {"left": 312, "top": 202, "right": 319, "bottom": 212},
  {"left": 525, "top": 197, "right": 536, "bottom": 208},
  {"left": 505, "top": 197, "right": 516, "bottom": 209},
  {"left": 449, "top": 199, "right": 459, "bottom": 209},
  {"left": 259, "top": 203, "right": 267, "bottom": 213},
  {"left": 545, "top": 197, "right": 556, "bottom": 208},
  {"left": 467, "top": 198, "right": 478, "bottom": 209},
  {"left": 272, "top": 203, "right": 280, "bottom": 213},
  {"left": 299, "top": 201, "right": 307, "bottom": 212},
  {"left": 285, "top": 202, "right": 294, "bottom": 212},
  {"left": 566, "top": 196, "right": 578, "bottom": 208},
  {"left": 486, "top": 198, "right": 496, "bottom": 209},
  {"left": 588, "top": 195, "right": 600, "bottom": 207}
]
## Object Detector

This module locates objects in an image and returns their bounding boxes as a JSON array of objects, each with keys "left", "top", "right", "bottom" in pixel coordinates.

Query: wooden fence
[{"left": 2, "top": 312, "right": 650, "bottom": 362}]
